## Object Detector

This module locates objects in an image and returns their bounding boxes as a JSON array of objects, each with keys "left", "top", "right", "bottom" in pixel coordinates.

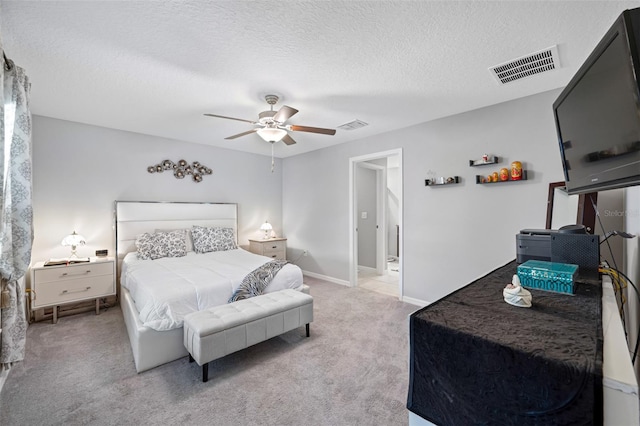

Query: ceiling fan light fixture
[{"left": 256, "top": 127, "right": 287, "bottom": 142}]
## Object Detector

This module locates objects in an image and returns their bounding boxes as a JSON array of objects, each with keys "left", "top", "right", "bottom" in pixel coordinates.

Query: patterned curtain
[{"left": 0, "top": 52, "right": 33, "bottom": 368}]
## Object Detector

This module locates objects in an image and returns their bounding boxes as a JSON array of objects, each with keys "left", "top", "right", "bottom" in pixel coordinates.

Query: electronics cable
[
  {"left": 591, "top": 195, "right": 628, "bottom": 332},
  {"left": 600, "top": 266, "right": 640, "bottom": 364}
]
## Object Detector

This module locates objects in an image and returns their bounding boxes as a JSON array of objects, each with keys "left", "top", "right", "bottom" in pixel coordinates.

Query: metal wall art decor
[{"left": 147, "top": 159, "right": 212, "bottom": 182}]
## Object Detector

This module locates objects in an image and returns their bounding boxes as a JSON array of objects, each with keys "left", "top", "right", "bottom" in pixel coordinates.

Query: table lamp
[
  {"left": 260, "top": 222, "right": 273, "bottom": 240},
  {"left": 61, "top": 231, "right": 86, "bottom": 259}
]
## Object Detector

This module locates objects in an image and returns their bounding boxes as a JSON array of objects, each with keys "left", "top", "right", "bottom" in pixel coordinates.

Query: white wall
[
  {"left": 31, "top": 116, "right": 283, "bottom": 263},
  {"left": 623, "top": 186, "right": 640, "bottom": 371},
  {"left": 284, "top": 89, "right": 570, "bottom": 304}
]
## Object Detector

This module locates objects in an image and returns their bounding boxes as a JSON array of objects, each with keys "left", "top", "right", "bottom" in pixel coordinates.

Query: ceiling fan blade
[
  {"left": 204, "top": 113, "right": 257, "bottom": 124},
  {"left": 289, "top": 125, "right": 336, "bottom": 135},
  {"left": 273, "top": 105, "right": 298, "bottom": 123},
  {"left": 282, "top": 134, "right": 297, "bottom": 145},
  {"left": 225, "top": 129, "right": 258, "bottom": 140}
]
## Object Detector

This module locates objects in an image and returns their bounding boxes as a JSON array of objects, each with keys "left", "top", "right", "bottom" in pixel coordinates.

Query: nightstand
[
  {"left": 248, "top": 238, "right": 287, "bottom": 260},
  {"left": 30, "top": 257, "right": 116, "bottom": 323}
]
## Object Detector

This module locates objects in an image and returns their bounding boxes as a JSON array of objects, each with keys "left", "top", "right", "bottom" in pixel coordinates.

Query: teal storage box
[{"left": 517, "top": 260, "right": 579, "bottom": 295}]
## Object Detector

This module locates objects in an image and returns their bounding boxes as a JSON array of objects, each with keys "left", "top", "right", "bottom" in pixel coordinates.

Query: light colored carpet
[{"left": 0, "top": 277, "right": 418, "bottom": 426}]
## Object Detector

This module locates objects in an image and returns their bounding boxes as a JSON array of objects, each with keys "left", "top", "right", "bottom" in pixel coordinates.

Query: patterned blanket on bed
[{"left": 229, "top": 260, "right": 289, "bottom": 302}]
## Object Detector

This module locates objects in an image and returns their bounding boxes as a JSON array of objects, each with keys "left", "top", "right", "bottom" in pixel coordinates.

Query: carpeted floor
[{"left": 0, "top": 277, "right": 418, "bottom": 426}]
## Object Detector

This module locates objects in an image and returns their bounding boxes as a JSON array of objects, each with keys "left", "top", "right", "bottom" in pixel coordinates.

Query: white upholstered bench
[{"left": 183, "top": 289, "right": 314, "bottom": 382}]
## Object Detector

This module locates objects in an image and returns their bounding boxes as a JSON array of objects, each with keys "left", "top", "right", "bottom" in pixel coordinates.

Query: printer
[
  {"left": 516, "top": 226, "right": 600, "bottom": 281},
  {"left": 517, "top": 228, "right": 555, "bottom": 263}
]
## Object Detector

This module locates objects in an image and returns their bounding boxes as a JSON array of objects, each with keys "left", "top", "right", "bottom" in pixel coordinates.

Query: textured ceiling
[{"left": 1, "top": 1, "right": 638, "bottom": 158}]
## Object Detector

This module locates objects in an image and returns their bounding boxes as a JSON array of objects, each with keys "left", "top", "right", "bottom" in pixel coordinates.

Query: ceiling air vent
[
  {"left": 337, "top": 119, "right": 369, "bottom": 131},
  {"left": 489, "top": 45, "right": 560, "bottom": 85}
]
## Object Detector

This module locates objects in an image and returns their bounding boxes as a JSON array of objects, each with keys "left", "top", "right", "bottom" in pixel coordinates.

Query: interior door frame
[{"left": 349, "top": 148, "right": 403, "bottom": 300}]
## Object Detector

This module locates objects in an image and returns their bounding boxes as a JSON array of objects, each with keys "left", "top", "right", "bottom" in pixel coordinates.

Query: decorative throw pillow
[
  {"left": 136, "top": 231, "right": 187, "bottom": 260},
  {"left": 191, "top": 226, "right": 237, "bottom": 253},
  {"left": 135, "top": 233, "right": 155, "bottom": 260},
  {"left": 155, "top": 228, "right": 194, "bottom": 252},
  {"left": 160, "top": 229, "right": 187, "bottom": 258},
  {"left": 148, "top": 232, "right": 170, "bottom": 259}
]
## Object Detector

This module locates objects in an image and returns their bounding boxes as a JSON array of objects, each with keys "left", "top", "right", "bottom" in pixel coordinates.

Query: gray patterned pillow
[
  {"left": 149, "top": 232, "right": 169, "bottom": 259},
  {"left": 135, "top": 230, "right": 187, "bottom": 260},
  {"left": 158, "top": 229, "right": 187, "bottom": 258},
  {"left": 191, "top": 226, "right": 237, "bottom": 253},
  {"left": 155, "top": 228, "right": 194, "bottom": 252},
  {"left": 135, "top": 233, "right": 155, "bottom": 260}
]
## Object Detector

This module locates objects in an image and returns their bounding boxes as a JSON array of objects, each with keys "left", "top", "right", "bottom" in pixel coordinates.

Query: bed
[{"left": 115, "top": 201, "right": 304, "bottom": 372}]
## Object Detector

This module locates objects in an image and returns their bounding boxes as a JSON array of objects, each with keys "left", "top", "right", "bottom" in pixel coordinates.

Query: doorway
[{"left": 349, "top": 149, "right": 403, "bottom": 300}]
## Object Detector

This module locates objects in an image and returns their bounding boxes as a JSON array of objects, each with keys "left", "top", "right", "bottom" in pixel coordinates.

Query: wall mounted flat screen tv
[{"left": 553, "top": 8, "right": 640, "bottom": 195}]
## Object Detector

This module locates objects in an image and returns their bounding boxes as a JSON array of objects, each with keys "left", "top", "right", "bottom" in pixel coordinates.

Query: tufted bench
[{"left": 183, "top": 289, "right": 313, "bottom": 382}]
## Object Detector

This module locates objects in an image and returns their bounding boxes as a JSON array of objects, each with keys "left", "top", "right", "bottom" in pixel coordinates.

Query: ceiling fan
[{"left": 204, "top": 94, "right": 336, "bottom": 146}]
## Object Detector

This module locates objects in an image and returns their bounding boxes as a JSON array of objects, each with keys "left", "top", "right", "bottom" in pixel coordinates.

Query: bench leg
[
  {"left": 203, "top": 363, "right": 209, "bottom": 383},
  {"left": 306, "top": 323, "right": 310, "bottom": 337},
  {"left": 189, "top": 354, "right": 194, "bottom": 363}
]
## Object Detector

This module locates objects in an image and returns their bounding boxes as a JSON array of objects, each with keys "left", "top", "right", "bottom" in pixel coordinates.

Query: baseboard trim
[
  {"left": 302, "top": 270, "right": 350, "bottom": 287},
  {"left": 401, "top": 295, "right": 429, "bottom": 307},
  {"left": 357, "top": 265, "right": 377, "bottom": 273},
  {"left": 301, "top": 270, "right": 428, "bottom": 307}
]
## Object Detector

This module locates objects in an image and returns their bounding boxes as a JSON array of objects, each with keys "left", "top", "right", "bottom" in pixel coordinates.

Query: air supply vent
[
  {"left": 489, "top": 45, "right": 560, "bottom": 85},
  {"left": 337, "top": 119, "right": 369, "bottom": 131}
]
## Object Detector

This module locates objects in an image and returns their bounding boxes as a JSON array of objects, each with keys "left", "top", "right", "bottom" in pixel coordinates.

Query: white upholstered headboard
[{"left": 114, "top": 201, "right": 238, "bottom": 262}]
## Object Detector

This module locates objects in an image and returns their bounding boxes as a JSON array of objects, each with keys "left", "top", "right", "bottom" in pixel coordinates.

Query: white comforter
[{"left": 121, "top": 248, "right": 303, "bottom": 331}]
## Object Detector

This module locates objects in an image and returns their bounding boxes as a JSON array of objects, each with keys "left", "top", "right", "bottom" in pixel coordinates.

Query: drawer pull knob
[
  {"left": 61, "top": 270, "right": 91, "bottom": 277},
  {"left": 271, "top": 255, "right": 277, "bottom": 258},
  {"left": 271, "top": 246, "right": 277, "bottom": 249},
  {"left": 61, "top": 286, "right": 91, "bottom": 295}
]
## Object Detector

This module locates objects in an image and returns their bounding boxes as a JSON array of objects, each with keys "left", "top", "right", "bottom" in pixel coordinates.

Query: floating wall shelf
[
  {"left": 426, "top": 176, "right": 460, "bottom": 186},
  {"left": 476, "top": 170, "right": 528, "bottom": 184},
  {"left": 469, "top": 156, "right": 499, "bottom": 167}
]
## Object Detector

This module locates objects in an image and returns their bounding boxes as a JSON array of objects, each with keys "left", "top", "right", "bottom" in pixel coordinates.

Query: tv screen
[{"left": 553, "top": 8, "right": 640, "bottom": 195}]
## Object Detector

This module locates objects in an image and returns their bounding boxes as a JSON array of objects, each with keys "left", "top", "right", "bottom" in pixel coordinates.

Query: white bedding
[{"left": 121, "top": 248, "right": 303, "bottom": 331}]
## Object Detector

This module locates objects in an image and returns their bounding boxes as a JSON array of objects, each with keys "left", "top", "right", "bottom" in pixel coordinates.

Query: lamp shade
[
  {"left": 61, "top": 231, "right": 86, "bottom": 247},
  {"left": 260, "top": 221, "right": 273, "bottom": 239},
  {"left": 260, "top": 222, "right": 273, "bottom": 232},
  {"left": 256, "top": 127, "right": 287, "bottom": 142},
  {"left": 61, "top": 231, "right": 86, "bottom": 258}
]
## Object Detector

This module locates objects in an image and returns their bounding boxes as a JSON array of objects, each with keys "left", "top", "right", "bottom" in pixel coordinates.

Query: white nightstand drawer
[
  {"left": 264, "top": 251, "right": 285, "bottom": 260},
  {"left": 34, "top": 262, "right": 114, "bottom": 284},
  {"left": 32, "top": 274, "right": 115, "bottom": 308},
  {"left": 248, "top": 238, "right": 287, "bottom": 261},
  {"left": 263, "top": 240, "right": 286, "bottom": 253}
]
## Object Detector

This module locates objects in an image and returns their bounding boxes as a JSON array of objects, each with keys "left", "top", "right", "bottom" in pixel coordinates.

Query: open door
[{"left": 349, "top": 149, "right": 403, "bottom": 301}]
